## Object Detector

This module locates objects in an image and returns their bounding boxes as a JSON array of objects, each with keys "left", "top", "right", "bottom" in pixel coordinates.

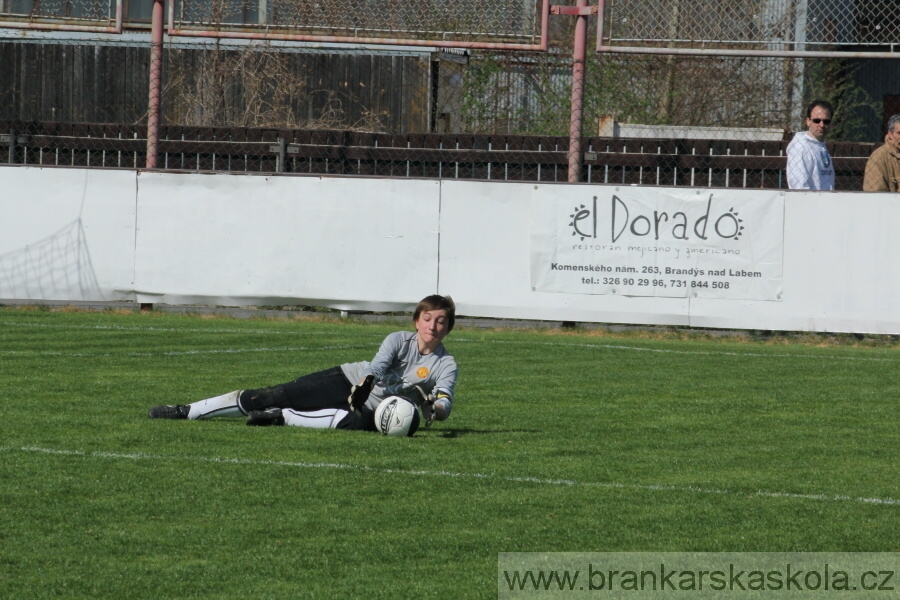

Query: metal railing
[{"left": 0, "top": 120, "right": 876, "bottom": 191}]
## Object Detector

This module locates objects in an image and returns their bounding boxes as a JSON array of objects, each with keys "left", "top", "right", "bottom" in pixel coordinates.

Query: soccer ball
[{"left": 374, "top": 396, "right": 420, "bottom": 437}]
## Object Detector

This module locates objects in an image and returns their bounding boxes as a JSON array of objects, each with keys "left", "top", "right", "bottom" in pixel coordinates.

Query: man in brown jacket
[{"left": 863, "top": 115, "right": 900, "bottom": 192}]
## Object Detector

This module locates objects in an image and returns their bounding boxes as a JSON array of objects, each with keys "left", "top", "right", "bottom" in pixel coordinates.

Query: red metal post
[
  {"left": 146, "top": 0, "right": 165, "bottom": 169},
  {"left": 568, "top": 0, "right": 589, "bottom": 183},
  {"left": 540, "top": 0, "right": 551, "bottom": 51},
  {"left": 596, "top": 0, "right": 605, "bottom": 48}
]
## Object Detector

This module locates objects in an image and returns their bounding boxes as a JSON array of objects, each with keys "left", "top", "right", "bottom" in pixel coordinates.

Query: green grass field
[{"left": 1, "top": 306, "right": 898, "bottom": 599}]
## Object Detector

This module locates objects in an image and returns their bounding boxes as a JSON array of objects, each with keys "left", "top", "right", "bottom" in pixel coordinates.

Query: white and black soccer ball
[{"left": 374, "top": 396, "right": 420, "bottom": 437}]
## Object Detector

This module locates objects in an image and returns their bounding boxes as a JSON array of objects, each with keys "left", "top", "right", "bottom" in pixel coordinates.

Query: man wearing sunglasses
[
  {"left": 863, "top": 114, "right": 900, "bottom": 192},
  {"left": 786, "top": 100, "right": 835, "bottom": 190}
]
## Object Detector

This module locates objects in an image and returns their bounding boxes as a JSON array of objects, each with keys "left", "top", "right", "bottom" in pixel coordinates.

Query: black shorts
[{"left": 239, "top": 366, "right": 352, "bottom": 412}]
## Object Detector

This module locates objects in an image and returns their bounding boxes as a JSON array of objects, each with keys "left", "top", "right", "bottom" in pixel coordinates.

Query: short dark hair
[
  {"left": 806, "top": 99, "right": 834, "bottom": 119},
  {"left": 413, "top": 295, "right": 456, "bottom": 332}
]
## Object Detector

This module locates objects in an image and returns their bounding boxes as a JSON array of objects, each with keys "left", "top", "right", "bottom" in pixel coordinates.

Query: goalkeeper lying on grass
[{"left": 148, "top": 294, "right": 457, "bottom": 434}]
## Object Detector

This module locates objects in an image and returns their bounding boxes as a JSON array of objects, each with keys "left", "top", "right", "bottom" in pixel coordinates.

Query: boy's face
[{"left": 415, "top": 309, "right": 450, "bottom": 345}]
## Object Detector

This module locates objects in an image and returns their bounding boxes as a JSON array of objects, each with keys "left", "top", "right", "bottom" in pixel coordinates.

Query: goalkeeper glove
[
  {"left": 414, "top": 385, "right": 436, "bottom": 426},
  {"left": 348, "top": 374, "right": 374, "bottom": 414},
  {"left": 415, "top": 385, "right": 451, "bottom": 427}
]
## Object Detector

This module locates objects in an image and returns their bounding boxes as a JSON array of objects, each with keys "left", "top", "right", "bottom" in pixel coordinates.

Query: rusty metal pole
[
  {"left": 567, "top": 0, "right": 589, "bottom": 183},
  {"left": 146, "top": 0, "right": 165, "bottom": 169}
]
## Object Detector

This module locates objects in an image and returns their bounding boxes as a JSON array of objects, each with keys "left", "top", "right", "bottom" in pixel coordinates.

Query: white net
[{"left": 0, "top": 219, "right": 104, "bottom": 301}]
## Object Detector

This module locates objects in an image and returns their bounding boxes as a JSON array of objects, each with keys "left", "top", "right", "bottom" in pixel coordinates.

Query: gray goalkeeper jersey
[{"left": 341, "top": 331, "right": 458, "bottom": 411}]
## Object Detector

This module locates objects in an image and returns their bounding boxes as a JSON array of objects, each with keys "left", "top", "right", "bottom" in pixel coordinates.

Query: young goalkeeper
[{"left": 148, "top": 294, "right": 457, "bottom": 432}]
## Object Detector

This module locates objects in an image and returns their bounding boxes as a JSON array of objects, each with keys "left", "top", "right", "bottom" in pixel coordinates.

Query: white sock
[
  {"left": 187, "top": 390, "right": 244, "bottom": 420},
  {"left": 282, "top": 408, "right": 348, "bottom": 429}
]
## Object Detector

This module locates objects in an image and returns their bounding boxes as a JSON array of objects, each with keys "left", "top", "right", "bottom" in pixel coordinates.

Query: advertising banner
[{"left": 531, "top": 187, "right": 784, "bottom": 300}]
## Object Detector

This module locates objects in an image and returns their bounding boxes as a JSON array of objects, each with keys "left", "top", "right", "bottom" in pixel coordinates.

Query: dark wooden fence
[
  {"left": 0, "top": 120, "right": 878, "bottom": 190},
  {"left": 0, "top": 42, "right": 430, "bottom": 133}
]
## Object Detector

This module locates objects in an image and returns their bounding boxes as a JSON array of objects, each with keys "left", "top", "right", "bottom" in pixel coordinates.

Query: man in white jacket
[{"left": 786, "top": 100, "right": 835, "bottom": 190}]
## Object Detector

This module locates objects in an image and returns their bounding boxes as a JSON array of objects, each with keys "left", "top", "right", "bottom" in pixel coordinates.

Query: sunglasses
[{"left": 810, "top": 118, "right": 832, "bottom": 124}]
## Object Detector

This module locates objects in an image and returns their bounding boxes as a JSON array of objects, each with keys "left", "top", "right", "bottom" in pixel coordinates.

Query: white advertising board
[
  {"left": 438, "top": 180, "right": 900, "bottom": 334},
  {"left": 133, "top": 172, "right": 442, "bottom": 310},
  {"left": 530, "top": 187, "right": 784, "bottom": 301}
]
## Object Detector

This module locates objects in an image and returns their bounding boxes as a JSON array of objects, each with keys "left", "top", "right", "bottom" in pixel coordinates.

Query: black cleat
[
  {"left": 246, "top": 407, "right": 285, "bottom": 426},
  {"left": 348, "top": 374, "right": 375, "bottom": 413},
  {"left": 148, "top": 404, "right": 190, "bottom": 419}
]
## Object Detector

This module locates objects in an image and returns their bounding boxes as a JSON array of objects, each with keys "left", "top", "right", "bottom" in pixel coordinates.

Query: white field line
[
  {"left": 451, "top": 338, "right": 900, "bottom": 363},
  {"left": 2, "top": 321, "right": 898, "bottom": 362},
  {"left": 0, "top": 344, "right": 375, "bottom": 358},
  {"left": 0, "top": 332, "right": 896, "bottom": 363},
  {"left": 0, "top": 321, "right": 381, "bottom": 357},
  {"left": 5, "top": 445, "right": 898, "bottom": 507},
  {"left": 0, "top": 321, "right": 338, "bottom": 335}
]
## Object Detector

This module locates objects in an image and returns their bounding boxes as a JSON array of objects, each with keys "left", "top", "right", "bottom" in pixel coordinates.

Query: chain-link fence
[
  {"left": 1, "top": 0, "right": 546, "bottom": 45},
  {"left": 604, "top": 0, "right": 900, "bottom": 51},
  {"left": 1, "top": 0, "right": 120, "bottom": 28},
  {"left": 2, "top": 0, "right": 898, "bottom": 190},
  {"left": 170, "top": 0, "right": 544, "bottom": 46},
  {"left": 9, "top": 0, "right": 895, "bottom": 50}
]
